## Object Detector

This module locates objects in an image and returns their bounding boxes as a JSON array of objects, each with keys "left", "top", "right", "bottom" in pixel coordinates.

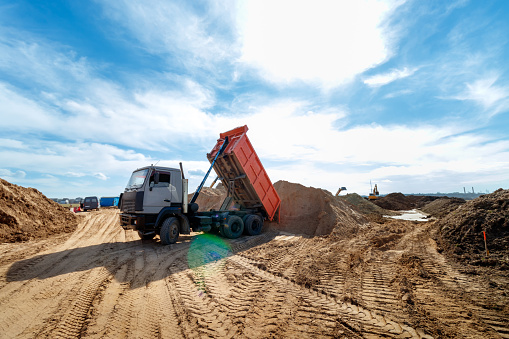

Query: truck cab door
[{"left": 143, "top": 170, "right": 177, "bottom": 213}]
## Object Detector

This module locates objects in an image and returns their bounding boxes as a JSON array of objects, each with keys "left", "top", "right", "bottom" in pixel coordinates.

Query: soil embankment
[
  {"left": 433, "top": 188, "right": 509, "bottom": 270},
  {"left": 373, "top": 193, "right": 439, "bottom": 211},
  {"left": 338, "top": 192, "right": 399, "bottom": 223},
  {"left": 0, "top": 179, "right": 78, "bottom": 243},
  {"left": 420, "top": 197, "right": 465, "bottom": 218}
]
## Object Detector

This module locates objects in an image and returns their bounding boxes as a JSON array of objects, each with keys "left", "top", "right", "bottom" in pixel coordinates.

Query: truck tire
[
  {"left": 160, "top": 217, "right": 180, "bottom": 245},
  {"left": 243, "top": 214, "right": 263, "bottom": 236},
  {"left": 138, "top": 231, "right": 156, "bottom": 240},
  {"left": 222, "top": 215, "right": 244, "bottom": 239}
]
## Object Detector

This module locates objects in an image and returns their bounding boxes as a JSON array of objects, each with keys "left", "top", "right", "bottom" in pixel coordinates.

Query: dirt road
[{"left": 0, "top": 209, "right": 508, "bottom": 338}]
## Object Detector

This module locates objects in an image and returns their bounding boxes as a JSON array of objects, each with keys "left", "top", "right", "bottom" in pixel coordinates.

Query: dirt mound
[
  {"left": 374, "top": 193, "right": 439, "bottom": 211},
  {"left": 434, "top": 189, "right": 509, "bottom": 269},
  {"left": 188, "top": 186, "right": 227, "bottom": 212},
  {"left": 269, "top": 181, "right": 367, "bottom": 236},
  {"left": 420, "top": 197, "right": 465, "bottom": 218},
  {"left": 373, "top": 193, "right": 413, "bottom": 210},
  {"left": 338, "top": 193, "right": 398, "bottom": 218},
  {"left": 0, "top": 179, "right": 78, "bottom": 243}
]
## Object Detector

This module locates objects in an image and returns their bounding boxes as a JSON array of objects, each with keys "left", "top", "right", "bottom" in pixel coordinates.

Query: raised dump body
[{"left": 207, "top": 125, "right": 281, "bottom": 221}]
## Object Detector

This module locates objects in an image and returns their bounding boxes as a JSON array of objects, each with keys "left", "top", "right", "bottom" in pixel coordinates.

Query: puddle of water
[{"left": 384, "top": 209, "right": 429, "bottom": 222}]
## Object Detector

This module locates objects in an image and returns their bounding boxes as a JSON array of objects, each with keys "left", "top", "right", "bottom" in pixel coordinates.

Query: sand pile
[
  {"left": 339, "top": 193, "right": 397, "bottom": 216},
  {"left": 434, "top": 189, "right": 509, "bottom": 269},
  {"left": 0, "top": 179, "right": 78, "bottom": 243},
  {"left": 189, "top": 181, "right": 368, "bottom": 237},
  {"left": 374, "top": 193, "right": 439, "bottom": 211},
  {"left": 188, "top": 186, "right": 227, "bottom": 212},
  {"left": 270, "top": 181, "right": 367, "bottom": 236},
  {"left": 420, "top": 197, "right": 465, "bottom": 218}
]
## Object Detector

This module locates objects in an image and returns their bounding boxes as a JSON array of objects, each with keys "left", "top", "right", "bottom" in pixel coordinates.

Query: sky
[{"left": 1, "top": 0, "right": 509, "bottom": 199}]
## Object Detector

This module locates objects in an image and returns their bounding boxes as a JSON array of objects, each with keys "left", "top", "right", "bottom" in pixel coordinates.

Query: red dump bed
[{"left": 207, "top": 125, "right": 281, "bottom": 221}]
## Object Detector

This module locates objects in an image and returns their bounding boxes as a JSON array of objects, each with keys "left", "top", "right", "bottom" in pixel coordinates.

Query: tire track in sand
[{"left": 227, "top": 254, "right": 431, "bottom": 338}]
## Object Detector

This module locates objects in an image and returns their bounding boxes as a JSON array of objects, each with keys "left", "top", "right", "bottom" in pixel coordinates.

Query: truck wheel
[
  {"left": 222, "top": 215, "right": 244, "bottom": 239},
  {"left": 138, "top": 231, "right": 156, "bottom": 240},
  {"left": 244, "top": 214, "right": 263, "bottom": 236},
  {"left": 160, "top": 217, "right": 180, "bottom": 245}
]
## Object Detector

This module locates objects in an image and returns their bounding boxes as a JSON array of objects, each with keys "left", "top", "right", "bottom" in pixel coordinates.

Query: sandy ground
[{"left": 1, "top": 209, "right": 508, "bottom": 338}]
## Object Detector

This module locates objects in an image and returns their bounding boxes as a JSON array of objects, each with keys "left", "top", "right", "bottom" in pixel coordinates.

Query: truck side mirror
[{"left": 154, "top": 172, "right": 160, "bottom": 185}]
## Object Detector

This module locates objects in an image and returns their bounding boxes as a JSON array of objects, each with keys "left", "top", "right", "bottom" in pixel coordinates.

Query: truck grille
[
  {"left": 123, "top": 199, "right": 136, "bottom": 213},
  {"left": 121, "top": 191, "right": 143, "bottom": 213}
]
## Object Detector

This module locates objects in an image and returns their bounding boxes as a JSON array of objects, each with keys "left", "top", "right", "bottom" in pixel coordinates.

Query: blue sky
[{"left": 1, "top": 0, "right": 508, "bottom": 199}]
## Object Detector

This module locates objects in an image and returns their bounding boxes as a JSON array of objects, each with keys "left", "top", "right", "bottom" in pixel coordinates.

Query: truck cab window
[{"left": 150, "top": 171, "right": 171, "bottom": 187}]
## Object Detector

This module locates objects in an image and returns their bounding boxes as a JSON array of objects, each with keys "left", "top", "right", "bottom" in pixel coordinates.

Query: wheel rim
[
  {"left": 231, "top": 221, "right": 240, "bottom": 233},
  {"left": 170, "top": 224, "right": 178, "bottom": 238},
  {"left": 252, "top": 219, "right": 261, "bottom": 232}
]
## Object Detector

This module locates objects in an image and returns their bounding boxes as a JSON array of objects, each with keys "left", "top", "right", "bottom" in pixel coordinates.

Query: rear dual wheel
[
  {"left": 243, "top": 214, "right": 263, "bottom": 235},
  {"left": 221, "top": 215, "right": 244, "bottom": 239}
]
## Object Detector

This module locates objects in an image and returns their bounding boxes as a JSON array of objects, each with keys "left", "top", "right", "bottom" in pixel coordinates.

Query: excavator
[
  {"left": 335, "top": 187, "right": 347, "bottom": 196},
  {"left": 368, "top": 181, "right": 379, "bottom": 200}
]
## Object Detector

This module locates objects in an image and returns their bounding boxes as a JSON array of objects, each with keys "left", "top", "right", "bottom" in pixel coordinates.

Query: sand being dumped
[
  {"left": 190, "top": 180, "right": 367, "bottom": 237},
  {"left": 269, "top": 181, "right": 367, "bottom": 236},
  {"left": 0, "top": 179, "right": 78, "bottom": 243}
]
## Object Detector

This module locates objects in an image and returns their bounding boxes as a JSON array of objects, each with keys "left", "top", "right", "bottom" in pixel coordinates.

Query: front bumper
[{"left": 120, "top": 213, "right": 145, "bottom": 230}]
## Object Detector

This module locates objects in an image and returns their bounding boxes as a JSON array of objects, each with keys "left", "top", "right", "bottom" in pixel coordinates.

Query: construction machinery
[
  {"left": 368, "top": 181, "right": 379, "bottom": 200},
  {"left": 209, "top": 176, "right": 222, "bottom": 188},
  {"left": 335, "top": 187, "right": 347, "bottom": 196},
  {"left": 119, "top": 125, "right": 281, "bottom": 244}
]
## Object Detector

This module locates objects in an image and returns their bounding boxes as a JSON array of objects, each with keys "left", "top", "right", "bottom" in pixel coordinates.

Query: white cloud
[
  {"left": 453, "top": 76, "right": 509, "bottom": 115},
  {"left": 188, "top": 169, "right": 206, "bottom": 177},
  {"left": 0, "top": 138, "right": 26, "bottom": 149},
  {"left": 96, "top": 0, "right": 237, "bottom": 70},
  {"left": 0, "top": 141, "right": 149, "bottom": 179},
  {"left": 383, "top": 89, "right": 412, "bottom": 98},
  {"left": 0, "top": 83, "right": 56, "bottom": 132},
  {"left": 237, "top": 0, "right": 402, "bottom": 87},
  {"left": 363, "top": 67, "right": 417, "bottom": 87},
  {"left": 217, "top": 100, "right": 509, "bottom": 194},
  {"left": 66, "top": 172, "right": 86, "bottom": 178},
  {"left": 94, "top": 172, "right": 108, "bottom": 180},
  {"left": 0, "top": 169, "right": 26, "bottom": 180},
  {"left": 0, "top": 35, "right": 92, "bottom": 94}
]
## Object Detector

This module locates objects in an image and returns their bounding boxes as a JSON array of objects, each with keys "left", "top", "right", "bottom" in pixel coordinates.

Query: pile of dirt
[
  {"left": 0, "top": 179, "right": 78, "bottom": 243},
  {"left": 338, "top": 193, "right": 398, "bottom": 219},
  {"left": 188, "top": 186, "right": 227, "bottom": 212},
  {"left": 373, "top": 193, "right": 439, "bottom": 211},
  {"left": 339, "top": 193, "right": 384, "bottom": 214},
  {"left": 373, "top": 193, "right": 413, "bottom": 210},
  {"left": 420, "top": 197, "right": 465, "bottom": 218},
  {"left": 433, "top": 189, "right": 509, "bottom": 269},
  {"left": 269, "top": 181, "right": 368, "bottom": 236},
  {"left": 188, "top": 181, "right": 367, "bottom": 237}
]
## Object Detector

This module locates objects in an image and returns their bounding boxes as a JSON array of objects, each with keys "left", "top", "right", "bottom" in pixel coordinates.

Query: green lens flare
[{"left": 187, "top": 233, "right": 231, "bottom": 270}]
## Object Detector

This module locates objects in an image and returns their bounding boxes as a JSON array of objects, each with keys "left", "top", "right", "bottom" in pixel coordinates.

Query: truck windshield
[{"left": 126, "top": 169, "right": 148, "bottom": 190}]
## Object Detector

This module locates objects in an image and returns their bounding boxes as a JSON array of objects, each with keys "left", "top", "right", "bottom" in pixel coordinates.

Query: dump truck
[{"left": 119, "top": 125, "right": 281, "bottom": 244}]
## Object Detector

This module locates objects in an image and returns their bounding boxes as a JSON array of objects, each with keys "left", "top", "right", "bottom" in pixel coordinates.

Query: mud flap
[{"left": 177, "top": 214, "right": 191, "bottom": 234}]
